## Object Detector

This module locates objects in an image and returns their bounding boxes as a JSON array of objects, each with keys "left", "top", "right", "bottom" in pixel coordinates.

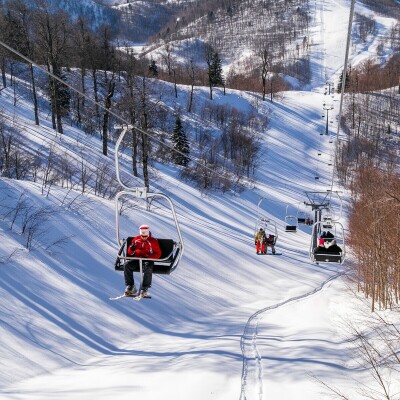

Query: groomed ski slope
[{"left": 0, "top": 0, "right": 398, "bottom": 399}]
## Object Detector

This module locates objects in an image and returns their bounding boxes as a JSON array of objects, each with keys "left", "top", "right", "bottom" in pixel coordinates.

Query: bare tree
[
  {"left": 79, "top": 156, "right": 93, "bottom": 194},
  {"left": 101, "top": 73, "right": 115, "bottom": 156},
  {"left": 4, "top": 0, "right": 40, "bottom": 125},
  {"left": 33, "top": 3, "right": 73, "bottom": 134},
  {"left": 25, "top": 206, "right": 55, "bottom": 250},
  {"left": 187, "top": 59, "right": 196, "bottom": 113},
  {"left": 259, "top": 47, "right": 272, "bottom": 101}
]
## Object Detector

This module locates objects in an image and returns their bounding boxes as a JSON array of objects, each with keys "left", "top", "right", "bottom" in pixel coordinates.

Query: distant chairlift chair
[{"left": 309, "top": 221, "right": 346, "bottom": 264}]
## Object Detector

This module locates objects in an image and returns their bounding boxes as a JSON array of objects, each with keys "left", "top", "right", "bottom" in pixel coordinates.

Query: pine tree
[
  {"left": 149, "top": 60, "right": 158, "bottom": 76},
  {"left": 57, "top": 72, "right": 71, "bottom": 117},
  {"left": 210, "top": 52, "right": 224, "bottom": 86},
  {"left": 172, "top": 116, "right": 190, "bottom": 167}
]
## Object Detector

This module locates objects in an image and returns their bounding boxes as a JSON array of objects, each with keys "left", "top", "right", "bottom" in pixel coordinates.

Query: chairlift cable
[
  {"left": 0, "top": 38, "right": 342, "bottom": 206},
  {"left": 329, "top": 0, "right": 356, "bottom": 193},
  {"left": 0, "top": 39, "right": 239, "bottom": 183}
]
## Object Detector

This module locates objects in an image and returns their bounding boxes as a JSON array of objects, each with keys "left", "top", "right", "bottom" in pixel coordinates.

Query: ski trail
[{"left": 239, "top": 270, "right": 345, "bottom": 400}]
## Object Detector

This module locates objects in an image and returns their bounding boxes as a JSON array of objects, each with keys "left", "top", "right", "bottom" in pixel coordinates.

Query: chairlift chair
[
  {"left": 113, "top": 126, "right": 184, "bottom": 286},
  {"left": 297, "top": 211, "right": 307, "bottom": 224},
  {"left": 309, "top": 221, "right": 346, "bottom": 264},
  {"left": 114, "top": 190, "right": 183, "bottom": 275},
  {"left": 254, "top": 217, "right": 278, "bottom": 254},
  {"left": 254, "top": 217, "right": 278, "bottom": 243},
  {"left": 321, "top": 215, "right": 333, "bottom": 229},
  {"left": 285, "top": 205, "right": 298, "bottom": 232}
]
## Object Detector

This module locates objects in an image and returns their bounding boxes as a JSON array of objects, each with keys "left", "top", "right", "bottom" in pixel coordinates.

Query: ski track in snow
[{"left": 239, "top": 270, "right": 345, "bottom": 400}]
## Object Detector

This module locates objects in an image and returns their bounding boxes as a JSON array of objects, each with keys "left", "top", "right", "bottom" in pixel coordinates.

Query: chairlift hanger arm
[{"left": 115, "top": 190, "right": 183, "bottom": 246}]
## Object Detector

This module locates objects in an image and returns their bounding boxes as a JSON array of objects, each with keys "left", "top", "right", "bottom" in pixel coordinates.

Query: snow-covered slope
[{"left": 0, "top": 0, "right": 398, "bottom": 399}]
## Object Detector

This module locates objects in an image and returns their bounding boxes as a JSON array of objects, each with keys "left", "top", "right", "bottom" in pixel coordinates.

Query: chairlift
[
  {"left": 254, "top": 216, "right": 278, "bottom": 254},
  {"left": 113, "top": 126, "right": 184, "bottom": 286},
  {"left": 114, "top": 190, "right": 183, "bottom": 275},
  {"left": 309, "top": 221, "right": 346, "bottom": 264},
  {"left": 255, "top": 217, "right": 278, "bottom": 240},
  {"left": 321, "top": 215, "right": 333, "bottom": 229},
  {"left": 255, "top": 198, "right": 279, "bottom": 253},
  {"left": 297, "top": 210, "right": 313, "bottom": 225},
  {"left": 255, "top": 198, "right": 279, "bottom": 240},
  {"left": 285, "top": 205, "right": 298, "bottom": 232},
  {"left": 297, "top": 211, "right": 307, "bottom": 224}
]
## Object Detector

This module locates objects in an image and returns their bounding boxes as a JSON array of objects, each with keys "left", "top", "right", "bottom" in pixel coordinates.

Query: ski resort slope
[{"left": 0, "top": 1, "right": 398, "bottom": 400}]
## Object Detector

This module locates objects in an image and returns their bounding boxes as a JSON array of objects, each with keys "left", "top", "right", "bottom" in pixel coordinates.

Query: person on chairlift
[
  {"left": 320, "top": 230, "right": 334, "bottom": 241},
  {"left": 124, "top": 224, "right": 161, "bottom": 296},
  {"left": 325, "top": 239, "right": 342, "bottom": 253},
  {"left": 254, "top": 228, "right": 267, "bottom": 254},
  {"left": 315, "top": 237, "right": 342, "bottom": 254},
  {"left": 265, "top": 234, "right": 276, "bottom": 255}
]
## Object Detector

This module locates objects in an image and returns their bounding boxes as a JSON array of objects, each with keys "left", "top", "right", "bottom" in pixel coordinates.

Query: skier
[{"left": 124, "top": 224, "right": 162, "bottom": 296}]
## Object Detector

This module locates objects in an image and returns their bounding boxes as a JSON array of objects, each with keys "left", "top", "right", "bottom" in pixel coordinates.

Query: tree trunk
[
  {"left": 49, "top": 76, "right": 57, "bottom": 130},
  {"left": 141, "top": 132, "right": 149, "bottom": 189},
  {"left": 30, "top": 64, "right": 39, "bottom": 126},
  {"left": 173, "top": 69, "right": 178, "bottom": 98},
  {"left": 262, "top": 77, "right": 266, "bottom": 101},
  {"left": 92, "top": 68, "right": 100, "bottom": 119},
  {"left": 1, "top": 57, "right": 6, "bottom": 88},
  {"left": 102, "top": 78, "right": 115, "bottom": 156}
]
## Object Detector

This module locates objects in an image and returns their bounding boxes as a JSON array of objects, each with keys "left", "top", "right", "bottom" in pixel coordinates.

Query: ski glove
[{"left": 134, "top": 249, "right": 148, "bottom": 258}]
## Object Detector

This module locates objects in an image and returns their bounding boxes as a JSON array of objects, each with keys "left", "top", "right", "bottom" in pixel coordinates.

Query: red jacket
[{"left": 127, "top": 233, "right": 162, "bottom": 259}]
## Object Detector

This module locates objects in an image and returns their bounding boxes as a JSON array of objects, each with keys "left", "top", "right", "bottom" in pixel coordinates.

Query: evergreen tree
[
  {"left": 172, "top": 116, "right": 190, "bottom": 167},
  {"left": 210, "top": 52, "right": 224, "bottom": 86},
  {"left": 58, "top": 72, "right": 71, "bottom": 117},
  {"left": 205, "top": 46, "right": 225, "bottom": 99},
  {"left": 149, "top": 59, "right": 158, "bottom": 76}
]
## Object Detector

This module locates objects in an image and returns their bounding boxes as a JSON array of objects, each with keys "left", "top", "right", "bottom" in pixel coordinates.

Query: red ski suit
[{"left": 127, "top": 233, "right": 162, "bottom": 259}]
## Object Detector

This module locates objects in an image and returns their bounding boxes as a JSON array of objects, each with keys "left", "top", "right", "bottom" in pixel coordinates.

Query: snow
[{"left": 0, "top": 0, "right": 398, "bottom": 400}]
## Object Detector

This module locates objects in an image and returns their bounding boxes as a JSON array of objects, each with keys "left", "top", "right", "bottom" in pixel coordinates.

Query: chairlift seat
[
  {"left": 314, "top": 252, "right": 342, "bottom": 263},
  {"left": 322, "top": 223, "right": 333, "bottom": 229},
  {"left": 115, "top": 237, "right": 180, "bottom": 275},
  {"left": 285, "top": 225, "right": 297, "bottom": 232}
]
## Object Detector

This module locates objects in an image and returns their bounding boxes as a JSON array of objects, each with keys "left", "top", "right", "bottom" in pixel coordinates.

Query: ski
[
  {"left": 109, "top": 293, "right": 137, "bottom": 300},
  {"left": 132, "top": 293, "right": 152, "bottom": 301},
  {"left": 109, "top": 292, "right": 151, "bottom": 301}
]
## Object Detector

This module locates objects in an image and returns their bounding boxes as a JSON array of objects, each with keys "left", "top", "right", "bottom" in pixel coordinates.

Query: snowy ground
[{"left": 0, "top": 0, "right": 398, "bottom": 399}]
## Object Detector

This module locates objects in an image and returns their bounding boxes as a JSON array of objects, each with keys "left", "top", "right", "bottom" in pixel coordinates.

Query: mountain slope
[{"left": 0, "top": 0, "right": 399, "bottom": 399}]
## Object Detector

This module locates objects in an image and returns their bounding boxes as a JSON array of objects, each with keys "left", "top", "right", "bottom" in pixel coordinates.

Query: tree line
[
  {"left": 336, "top": 24, "right": 400, "bottom": 310},
  {"left": 149, "top": 0, "right": 311, "bottom": 100},
  {"left": 0, "top": 0, "right": 265, "bottom": 194}
]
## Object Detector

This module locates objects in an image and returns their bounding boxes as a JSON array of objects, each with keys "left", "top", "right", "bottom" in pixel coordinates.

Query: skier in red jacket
[{"left": 124, "top": 224, "right": 161, "bottom": 296}]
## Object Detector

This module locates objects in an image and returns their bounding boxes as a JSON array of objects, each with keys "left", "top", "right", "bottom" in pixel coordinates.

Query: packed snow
[{"left": 0, "top": 0, "right": 398, "bottom": 399}]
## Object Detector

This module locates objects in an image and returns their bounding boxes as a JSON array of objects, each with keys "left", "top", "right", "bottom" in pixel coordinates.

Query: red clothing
[
  {"left": 256, "top": 241, "right": 265, "bottom": 253},
  {"left": 127, "top": 233, "right": 162, "bottom": 259}
]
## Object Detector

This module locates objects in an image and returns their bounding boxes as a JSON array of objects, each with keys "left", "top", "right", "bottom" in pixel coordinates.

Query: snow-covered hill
[{"left": 0, "top": 0, "right": 398, "bottom": 399}]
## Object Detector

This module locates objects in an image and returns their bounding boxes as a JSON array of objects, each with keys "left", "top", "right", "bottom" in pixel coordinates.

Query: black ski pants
[{"left": 124, "top": 260, "right": 153, "bottom": 290}]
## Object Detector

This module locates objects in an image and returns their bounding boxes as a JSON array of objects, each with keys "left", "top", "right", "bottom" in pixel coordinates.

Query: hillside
[{"left": 0, "top": 0, "right": 399, "bottom": 400}]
